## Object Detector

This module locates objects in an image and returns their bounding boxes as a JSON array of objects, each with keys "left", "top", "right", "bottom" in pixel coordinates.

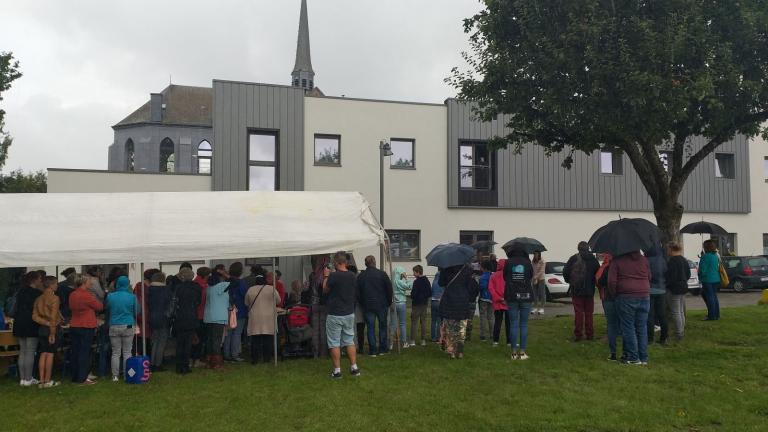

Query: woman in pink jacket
[{"left": 488, "top": 259, "right": 510, "bottom": 346}]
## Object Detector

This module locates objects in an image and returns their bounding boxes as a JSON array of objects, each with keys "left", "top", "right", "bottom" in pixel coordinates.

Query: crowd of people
[{"left": 2, "top": 237, "right": 724, "bottom": 385}]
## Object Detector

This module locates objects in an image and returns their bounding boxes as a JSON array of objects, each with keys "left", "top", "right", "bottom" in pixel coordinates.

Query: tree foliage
[
  {"left": 1, "top": 52, "right": 22, "bottom": 170},
  {"left": 450, "top": 0, "right": 768, "bottom": 240},
  {"left": 0, "top": 170, "right": 47, "bottom": 193}
]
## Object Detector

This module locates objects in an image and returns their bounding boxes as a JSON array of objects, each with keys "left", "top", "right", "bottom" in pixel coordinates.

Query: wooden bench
[{"left": 0, "top": 331, "right": 20, "bottom": 357}]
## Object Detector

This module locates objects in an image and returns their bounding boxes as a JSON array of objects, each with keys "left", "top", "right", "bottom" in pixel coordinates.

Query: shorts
[
  {"left": 325, "top": 314, "right": 355, "bottom": 349},
  {"left": 38, "top": 327, "right": 60, "bottom": 353}
]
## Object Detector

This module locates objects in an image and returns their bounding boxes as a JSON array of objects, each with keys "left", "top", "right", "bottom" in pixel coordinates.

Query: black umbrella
[
  {"left": 426, "top": 243, "right": 476, "bottom": 268},
  {"left": 502, "top": 237, "right": 547, "bottom": 254},
  {"left": 589, "top": 218, "right": 659, "bottom": 256},
  {"left": 680, "top": 221, "right": 728, "bottom": 236},
  {"left": 470, "top": 240, "right": 497, "bottom": 251}
]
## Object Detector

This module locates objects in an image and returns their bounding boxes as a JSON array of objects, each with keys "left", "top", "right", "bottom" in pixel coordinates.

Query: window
[
  {"left": 390, "top": 139, "right": 415, "bottom": 169},
  {"left": 293, "top": 79, "right": 299, "bottom": 87},
  {"left": 715, "top": 153, "right": 735, "bottom": 179},
  {"left": 248, "top": 132, "right": 278, "bottom": 191},
  {"left": 309, "top": 80, "right": 314, "bottom": 89},
  {"left": 763, "top": 234, "right": 768, "bottom": 255},
  {"left": 125, "top": 139, "right": 135, "bottom": 172},
  {"left": 314, "top": 134, "right": 340, "bottom": 166},
  {"left": 659, "top": 151, "right": 673, "bottom": 172},
  {"left": 197, "top": 140, "right": 212, "bottom": 174},
  {"left": 460, "top": 142, "right": 491, "bottom": 189},
  {"left": 600, "top": 149, "right": 623, "bottom": 175},
  {"left": 159, "top": 138, "right": 175, "bottom": 173},
  {"left": 712, "top": 233, "right": 737, "bottom": 256},
  {"left": 302, "top": 79, "right": 307, "bottom": 88},
  {"left": 459, "top": 230, "right": 494, "bottom": 255},
  {"left": 387, "top": 230, "right": 420, "bottom": 261}
]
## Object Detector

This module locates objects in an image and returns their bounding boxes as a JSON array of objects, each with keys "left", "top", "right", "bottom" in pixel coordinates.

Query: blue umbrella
[{"left": 426, "top": 243, "right": 475, "bottom": 268}]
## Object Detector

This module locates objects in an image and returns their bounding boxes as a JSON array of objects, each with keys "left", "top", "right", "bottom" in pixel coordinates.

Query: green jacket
[
  {"left": 698, "top": 252, "right": 721, "bottom": 284},
  {"left": 392, "top": 267, "right": 412, "bottom": 304}
]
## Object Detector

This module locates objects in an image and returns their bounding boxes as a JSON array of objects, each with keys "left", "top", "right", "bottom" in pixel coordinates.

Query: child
[{"left": 409, "top": 265, "right": 432, "bottom": 346}]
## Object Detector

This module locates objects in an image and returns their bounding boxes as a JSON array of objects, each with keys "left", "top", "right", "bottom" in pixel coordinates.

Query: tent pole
[
  {"left": 140, "top": 262, "right": 146, "bottom": 355},
  {"left": 272, "top": 257, "right": 278, "bottom": 367}
]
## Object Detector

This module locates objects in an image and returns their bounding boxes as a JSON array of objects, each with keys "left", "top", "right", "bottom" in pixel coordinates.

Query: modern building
[{"left": 49, "top": 0, "right": 768, "bottom": 282}]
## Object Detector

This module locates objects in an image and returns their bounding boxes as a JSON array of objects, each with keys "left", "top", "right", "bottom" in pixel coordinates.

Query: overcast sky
[{"left": 0, "top": 0, "right": 482, "bottom": 173}]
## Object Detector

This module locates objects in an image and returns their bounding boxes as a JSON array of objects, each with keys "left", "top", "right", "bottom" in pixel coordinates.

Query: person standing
[
  {"left": 174, "top": 268, "right": 201, "bottom": 374},
  {"left": 698, "top": 240, "right": 721, "bottom": 321},
  {"left": 13, "top": 271, "right": 43, "bottom": 387},
  {"left": 563, "top": 242, "right": 600, "bottom": 341},
  {"left": 438, "top": 264, "right": 479, "bottom": 359},
  {"left": 245, "top": 272, "right": 281, "bottom": 364},
  {"left": 105, "top": 275, "right": 139, "bottom": 382},
  {"left": 69, "top": 274, "right": 104, "bottom": 384},
  {"left": 85, "top": 266, "right": 105, "bottom": 302},
  {"left": 204, "top": 269, "right": 230, "bottom": 370},
  {"left": 531, "top": 252, "right": 547, "bottom": 315},
  {"left": 645, "top": 244, "right": 669, "bottom": 345},
  {"left": 409, "top": 265, "right": 431, "bottom": 347},
  {"left": 666, "top": 243, "right": 691, "bottom": 341},
  {"left": 430, "top": 272, "right": 444, "bottom": 343},
  {"left": 222, "top": 262, "right": 247, "bottom": 362},
  {"left": 609, "top": 251, "right": 651, "bottom": 365},
  {"left": 391, "top": 267, "right": 412, "bottom": 349},
  {"left": 147, "top": 271, "right": 171, "bottom": 372},
  {"left": 477, "top": 260, "right": 494, "bottom": 341},
  {"left": 57, "top": 267, "right": 77, "bottom": 322},
  {"left": 357, "top": 256, "right": 393, "bottom": 357},
  {"left": 191, "top": 267, "right": 211, "bottom": 368},
  {"left": 489, "top": 259, "right": 510, "bottom": 347},
  {"left": 596, "top": 254, "right": 620, "bottom": 361},
  {"left": 32, "top": 276, "right": 62, "bottom": 388},
  {"left": 323, "top": 252, "right": 360, "bottom": 378},
  {"left": 504, "top": 248, "right": 534, "bottom": 360},
  {"left": 266, "top": 271, "right": 286, "bottom": 308}
]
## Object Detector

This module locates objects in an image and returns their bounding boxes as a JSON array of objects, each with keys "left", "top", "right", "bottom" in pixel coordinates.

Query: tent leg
[
  {"left": 272, "top": 257, "right": 278, "bottom": 367},
  {"left": 140, "top": 263, "right": 146, "bottom": 356}
]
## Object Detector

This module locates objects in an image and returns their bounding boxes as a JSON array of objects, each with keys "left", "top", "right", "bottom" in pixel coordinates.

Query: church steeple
[{"left": 292, "top": 0, "right": 315, "bottom": 91}]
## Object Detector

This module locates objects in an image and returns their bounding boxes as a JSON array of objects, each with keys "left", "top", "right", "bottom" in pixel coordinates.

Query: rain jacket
[
  {"left": 410, "top": 275, "right": 432, "bottom": 306},
  {"left": 645, "top": 245, "right": 668, "bottom": 295},
  {"left": 488, "top": 259, "right": 508, "bottom": 311},
  {"left": 357, "top": 266, "right": 393, "bottom": 311},
  {"left": 479, "top": 271, "right": 492, "bottom": 302},
  {"left": 698, "top": 252, "right": 721, "bottom": 284},
  {"left": 438, "top": 265, "right": 479, "bottom": 320},
  {"left": 105, "top": 276, "right": 139, "bottom": 326},
  {"left": 392, "top": 267, "right": 412, "bottom": 304},
  {"left": 148, "top": 282, "right": 171, "bottom": 330}
]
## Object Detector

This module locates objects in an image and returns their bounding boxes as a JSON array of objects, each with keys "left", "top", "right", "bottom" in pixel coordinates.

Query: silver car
[{"left": 687, "top": 259, "right": 702, "bottom": 295}]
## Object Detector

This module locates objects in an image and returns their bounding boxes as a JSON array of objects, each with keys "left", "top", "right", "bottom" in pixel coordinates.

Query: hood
[
  {"left": 115, "top": 276, "right": 131, "bottom": 292},
  {"left": 393, "top": 266, "right": 406, "bottom": 280},
  {"left": 496, "top": 259, "right": 507, "bottom": 272}
]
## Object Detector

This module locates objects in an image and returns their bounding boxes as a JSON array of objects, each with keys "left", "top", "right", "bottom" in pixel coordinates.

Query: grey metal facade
[
  {"left": 447, "top": 99, "right": 751, "bottom": 213},
  {"left": 108, "top": 124, "right": 213, "bottom": 174}
]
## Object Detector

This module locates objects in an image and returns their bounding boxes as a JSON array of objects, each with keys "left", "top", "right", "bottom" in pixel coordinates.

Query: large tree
[
  {"left": 1, "top": 52, "right": 22, "bottom": 171},
  {"left": 450, "top": 0, "right": 768, "bottom": 242}
]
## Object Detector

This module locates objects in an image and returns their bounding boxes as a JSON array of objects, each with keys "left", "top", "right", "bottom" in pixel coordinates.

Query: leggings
[{"left": 492, "top": 310, "right": 510, "bottom": 344}]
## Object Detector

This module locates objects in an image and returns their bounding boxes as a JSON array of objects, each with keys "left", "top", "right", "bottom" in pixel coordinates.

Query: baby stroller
[{"left": 282, "top": 305, "right": 313, "bottom": 358}]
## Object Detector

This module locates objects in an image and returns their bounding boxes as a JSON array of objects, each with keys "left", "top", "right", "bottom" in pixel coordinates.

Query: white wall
[{"left": 47, "top": 169, "right": 212, "bottom": 193}]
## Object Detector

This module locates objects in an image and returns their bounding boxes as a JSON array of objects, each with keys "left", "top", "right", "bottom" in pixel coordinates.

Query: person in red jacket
[
  {"left": 267, "top": 271, "right": 286, "bottom": 308},
  {"left": 192, "top": 267, "right": 211, "bottom": 367},
  {"left": 488, "top": 259, "right": 510, "bottom": 347},
  {"left": 69, "top": 273, "right": 105, "bottom": 385}
]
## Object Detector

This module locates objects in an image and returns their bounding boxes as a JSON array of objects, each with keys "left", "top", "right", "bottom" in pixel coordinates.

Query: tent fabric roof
[
  {"left": 114, "top": 85, "right": 213, "bottom": 128},
  {"left": 0, "top": 191, "right": 384, "bottom": 267}
]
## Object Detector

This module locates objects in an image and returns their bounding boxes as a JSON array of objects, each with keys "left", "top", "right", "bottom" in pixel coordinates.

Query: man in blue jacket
[{"left": 356, "top": 256, "right": 393, "bottom": 356}]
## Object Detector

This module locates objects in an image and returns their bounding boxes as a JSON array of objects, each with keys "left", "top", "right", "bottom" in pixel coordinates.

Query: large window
[
  {"left": 387, "top": 230, "right": 420, "bottom": 261},
  {"left": 600, "top": 149, "right": 623, "bottom": 175},
  {"left": 460, "top": 230, "right": 494, "bottom": 255},
  {"left": 390, "top": 138, "right": 415, "bottom": 169},
  {"left": 248, "top": 132, "right": 278, "bottom": 191},
  {"left": 314, "top": 134, "right": 340, "bottom": 166},
  {"left": 197, "top": 140, "right": 212, "bottom": 174},
  {"left": 125, "top": 139, "right": 135, "bottom": 172},
  {"left": 715, "top": 153, "right": 735, "bottom": 179},
  {"left": 159, "top": 138, "right": 175, "bottom": 173},
  {"left": 460, "top": 142, "right": 491, "bottom": 189}
]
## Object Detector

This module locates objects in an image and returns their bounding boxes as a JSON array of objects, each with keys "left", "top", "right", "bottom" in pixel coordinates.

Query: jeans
[
  {"left": 702, "top": 282, "right": 720, "bottom": 320},
  {"left": 617, "top": 296, "right": 650, "bottom": 362},
  {"left": 311, "top": 305, "right": 328, "bottom": 358},
  {"left": 430, "top": 300, "right": 441, "bottom": 341},
  {"left": 668, "top": 294, "right": 686, "bottom": 338},
  {"left": 602, "top": 300, "right": 620, "bottom": 356},
  {"left": 508, "top": 302, "right": 533, "bottom": 351},
  {"left": 17, "top": 337, "right": 38, "bottom": 381},
  {"left": 222, "top": 317, "right": 246, "bottom": 359},
  {"left": 478, "top": 301, "right": 493, "bottom": 340},
  {"left": 410, "top": 304, "right": 428, "bottom": 343},
  {"left": 493, "top": 309, "right": 510, "bottom": 344},
  {"left": 150, "top": 327, "right": 169, "bottom": 367},
  {"left": 648, "top": 294, "right": 669, "bottom": 343},
  {"left": 70, "top": 327, "right": 95, "bottom": 383},
  {"left": 572, "top": 296, "right": 595, "bottom": 339},
  {"left": 175, "top": 329, "right": 194, "bottom": 373},
  {"left": 109, "top": 325, "right": 134, "bottom": 378},
  {"left": 389, "top": 303, "right": 407, "bottom": 345},
  {"left": 365, "top": 308, "right": 388, "bottom": 355},
  {"left": 192, "top": 320, "right": 206, "bottom": 360},
  {"left": 532, "top": 280, "right": 547, "bottom": 309}
]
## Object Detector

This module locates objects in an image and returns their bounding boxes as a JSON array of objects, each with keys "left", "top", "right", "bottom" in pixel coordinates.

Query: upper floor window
[
  {"left": 390, "top": 139, "right": 415, "bottom": 169},
  {"left": 125, "top": 139, "right": 135, "bottom": 172},
  {"left": 715, "top": 153, "right": 735, "bottom": 179},
  {"left": 314, "top": 134, "right": 341, "bottom": 166},
  {"left": 160, "top": 138, "right": 175, "bottom": 173},
  {"left": 460, "top": 142, "right": 491, "bottom": 189},
  {"left": 248, "top": 132, "right": 278, "bottom": 191},
  {"left": 387, "top": 229, "right": 421, "bottom": 261},
  {"left": 302, "top": 79, "right": 307, "bottom": 88},
  {"left": 600, "top": 149, "right": 623, "bottom": 175},
  {"left": 459, "top": 230, "right": 494, "bottom": 255},
  {"left": 197, "top": 140, "right": 212, "bottom": 174}
]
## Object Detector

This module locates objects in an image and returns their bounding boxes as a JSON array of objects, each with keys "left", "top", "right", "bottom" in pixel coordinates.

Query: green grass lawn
[{"left": 3, "top": 305, "right": 767, "bottom": 432}]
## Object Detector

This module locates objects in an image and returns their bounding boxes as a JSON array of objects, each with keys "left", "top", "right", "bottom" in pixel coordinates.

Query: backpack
[
  {"left": 504, "top": 263, "right": 532, "bottom": 303},
  {"left": 4, "top": 292, "right": 18, "bottom": 319},
  {"left": 568, "top": 255, "right": 587, "bottom": 293},
  {"left": 165, "top": 292, "right": 178, "bottom": 321}
]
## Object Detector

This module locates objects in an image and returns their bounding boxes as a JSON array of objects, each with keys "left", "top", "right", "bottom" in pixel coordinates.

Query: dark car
[{"left": 722, "top": 256, "right": 768, "bottom": 292}]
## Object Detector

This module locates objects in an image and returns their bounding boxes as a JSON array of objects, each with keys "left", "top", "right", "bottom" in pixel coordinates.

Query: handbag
[
  {"left": 718, "top": 261, "right": 730, "bottom": 288},
  {"left": 227, "top": 306, "right": 238, "bottom": 330}
]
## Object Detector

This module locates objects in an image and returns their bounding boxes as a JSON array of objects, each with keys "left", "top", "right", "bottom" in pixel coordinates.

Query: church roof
[
  {"left": 114, "top": 85, "right": 212, "bottom": 128},
  {"left": 292, "top": 0, "right": 313, "bottom": 73}
]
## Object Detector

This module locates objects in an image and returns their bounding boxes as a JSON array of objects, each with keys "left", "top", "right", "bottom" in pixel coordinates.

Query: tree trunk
[{"left": 653, "top": 200, "right": 684, "bottom": 247}]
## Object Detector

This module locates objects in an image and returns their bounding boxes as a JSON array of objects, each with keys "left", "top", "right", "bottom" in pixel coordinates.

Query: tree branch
[{"left": 617, "top": 142, "right": 660, "bottom": 202}]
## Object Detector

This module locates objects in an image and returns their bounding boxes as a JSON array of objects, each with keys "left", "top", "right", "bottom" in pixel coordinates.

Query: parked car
[
  {"left": 544, "top": 261, "right": 569, "bottom": 301},
  {"left": 721, "top": 256, "right": 768, "bottom": 292},
  {"left": 687, "top": 259, "right": 702, "bottom": 296}
]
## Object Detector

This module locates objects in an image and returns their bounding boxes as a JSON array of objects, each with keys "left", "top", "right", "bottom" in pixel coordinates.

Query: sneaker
[
  {"left": 28, "top": 378, "right": 40, "bottom": 386},
  {"left": 40, "top": 381, "right": 60, "bottom": 389},
  {"left": 112, "top": 376, "right": 119, "bottom": 382},
  {"left": 350, "top": 367, "right": 361, "bottom": 377},
  {"left": 330, "top": 371, "right": 342, "bottom": 379},
  {"left": 420, "top": 340, "right": 426, "bottom": 347},
  {"left": 518, "top": 352, "right": 529, "bottom": 360},
  {"left": 510, "top": 353, "right": 518, "bottom": 360},
  {"left": 409, "top": 341, "right": 416, "bottom": 347},
  {"left": 19, "top": 379, "right": 31, "bottom": 387},
  {"left": 538, "top": 308, "right": 544, "bottom": 315},
  {"left": 530, "top": 309, "right": 536, "bottom": 315},
  {"left": 402, "top": 342, "right": 410, "bottom": 349},
  {"left": 87, "top": 374, "right": 97, "bottom": 381},
  {"left": 640, "top": 361, "right": 649, "bottom": 366},
  {"left": 81, "top": 379, "right": 98, "bottom": 385},
  {"left": 608, "top": 354, "right": 618, "bottom": 362},
  {"left": 232, "top": 357, "right": 245, "bottom": 363},
  {"left": 492, "top": 342, "right": 499, "bottom": 347},
  {"left": 621, "top": 359, "right": 642, "bottom": 365},
  {"left": 368, "top": 353, "right": 378, "bottom": 358}
]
